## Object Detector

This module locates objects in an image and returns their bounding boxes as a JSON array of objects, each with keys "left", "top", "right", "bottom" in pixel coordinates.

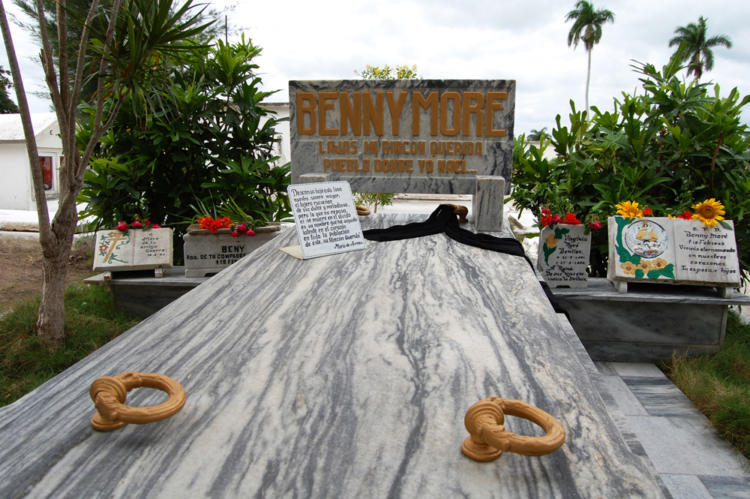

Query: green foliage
[
  {"left": 663, "top": 312, "right": 750, "bottom": 459},
  {"left": 355, "top": 64, "right": 418, "bottom": 80},
  {"left": 354, "top": 192, "right": 394, "bottom": 213},
  {"left": 79, "top": 36, "right": 291, "bottom": 249},
  {"left": 668, "top": 16, "right": 732, "bottom": 80},
  {"left": 511, "top": 58, "right": 750, "bottom": 277},
  {"left": 0, "top": 283, "right": 139, "bottom": 407},
  {"left": 565, "top": 0, "right": 615, "bottom": 52},
  {"left": 0, "top": 66, "right": 18, "bottom": 113}
]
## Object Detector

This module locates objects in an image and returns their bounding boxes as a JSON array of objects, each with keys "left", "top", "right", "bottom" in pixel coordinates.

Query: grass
[
  {"left": 0, "top": 283, "right": 140, "bottom": 408},
  {"left": 662, "top": 311, "right": 750, "bottom": 460}
]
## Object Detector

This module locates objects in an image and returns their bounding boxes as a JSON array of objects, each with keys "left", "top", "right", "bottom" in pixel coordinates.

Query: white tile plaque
[
  {"left": 287, "top": 181, "right": 367, "bottom": 259},
  {"left": 93, "top": 228, "right": 173, "bottom": 271},
  {"left": 537, "top": 224, "right": 591, "bottom": 288},
  {"left": 608, "top": 216, "right": 739, "bottom": 287}
]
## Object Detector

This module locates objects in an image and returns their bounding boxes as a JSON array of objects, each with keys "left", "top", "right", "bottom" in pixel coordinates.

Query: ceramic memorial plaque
[
  {"left": 537, "top": 224, "right": 591, "bottom": 287},
  {"left": 608, "top": 216, "right": 740, "bottom": 288},
  {"left": 285, "top": 181, "right": 366, "bottom": 259},
  {"left": 93, "top": 228, "right": 173, "bottom": 271},
  {"left": 673, "top": 219, "right": 740, "bottom": 284}
]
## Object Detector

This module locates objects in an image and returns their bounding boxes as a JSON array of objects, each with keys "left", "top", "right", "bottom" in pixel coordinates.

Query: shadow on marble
[
  {"left": 660, "top": 474, "right": 713, "bottom": 499},
  {"left": 623, "top": 376, "right": 703, "bottom": 417},
  {"left": 609, "top": 362, "right": 668, "bottom": 378}
]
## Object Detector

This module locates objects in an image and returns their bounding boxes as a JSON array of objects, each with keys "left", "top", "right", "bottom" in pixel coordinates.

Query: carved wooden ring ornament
[
  {"left": 462, "top": 397, "right": 566, "bottom": 462},
  {"left": 356, "top": 205, "right": 371, "bottom": 216},
  {"left": 89, "top": 372, "right": 186, "bottom": 431},
  {"left": 446, "top": 204, "right": 469, "bottom": 223}
]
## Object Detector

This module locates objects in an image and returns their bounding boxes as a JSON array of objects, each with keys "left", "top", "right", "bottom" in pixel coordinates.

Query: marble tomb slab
[{"left": 0, "top": 214, "right": 663, "bottom": 497}]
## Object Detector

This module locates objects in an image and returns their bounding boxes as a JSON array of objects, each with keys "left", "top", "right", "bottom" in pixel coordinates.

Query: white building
[
  {"left": 263, "top": 102, "right": 291, "bottom": 166},
  {"left": 0, "top": 113, "right": 62, "bottom": 210}
]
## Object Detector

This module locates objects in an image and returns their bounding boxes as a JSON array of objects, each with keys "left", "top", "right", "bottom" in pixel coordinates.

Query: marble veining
[{"left": 0, "top": 214, "right": 663, "bottom": 497}]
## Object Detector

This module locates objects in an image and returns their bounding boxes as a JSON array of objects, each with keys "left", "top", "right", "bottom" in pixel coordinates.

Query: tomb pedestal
[
  {"left": 183, "top": 223, "right": 280, "bottom": 277},
  {"left": 552, "top": 278, "right": 750, "bottom": 361}
]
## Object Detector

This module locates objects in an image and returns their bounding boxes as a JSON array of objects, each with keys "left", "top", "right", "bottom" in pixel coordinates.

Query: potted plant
[{"left": 183, "top": 197, "right": 288, "bottom": 277}]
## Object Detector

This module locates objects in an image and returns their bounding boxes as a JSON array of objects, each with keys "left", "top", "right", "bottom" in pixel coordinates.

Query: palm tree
[
  {"left": 565, "top": 1, "right": 615, "bottom": 114},
  {"left": 527, "top": 127, "right": 547, "bottom": 141},
  {"left": 669, "top": 16, "right": 732, "bottom": 80}
]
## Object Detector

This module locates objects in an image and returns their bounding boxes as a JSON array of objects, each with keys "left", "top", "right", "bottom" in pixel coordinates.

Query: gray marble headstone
[
  {"left": 289, "top": 80, "right": 515, "bottom": 195},
  {"left": 183, "top": 228, "right": 280, "bottom": 277}
]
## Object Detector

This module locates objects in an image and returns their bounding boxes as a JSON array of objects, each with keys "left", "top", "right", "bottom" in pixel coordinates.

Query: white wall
[
  {"left": 263, "top": 102, "right": 290, "bottom": 166},
  {"left": 0, "top": 143, "right": 34, "bottom": 210},
  {"left": 0, "top": 117, "right": 63, "bottom": 211}
]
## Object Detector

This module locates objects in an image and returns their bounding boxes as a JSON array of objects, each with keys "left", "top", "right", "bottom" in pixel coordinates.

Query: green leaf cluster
[
  {"left": 79, "top": 36, "right": 291, "bottom": 256},
  {"left": 511, "top": 58, "right": 750, "bottom": 278}
]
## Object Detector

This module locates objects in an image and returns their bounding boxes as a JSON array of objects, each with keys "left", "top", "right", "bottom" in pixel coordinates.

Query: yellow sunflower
[
  {"left": 691, "top": 198, "right": 725, "bottom": 228},
  {"left": 621, "top": 262, "right": 637, "bottom": 275},
  {"left": 653, "top": 258, "right": 668, "bottom": 269},
  {"left": 545, "top": 233, "right": 559, "bottom": 249},
  {"left": 616, "top": 201, "right": 644, "bottom": 219}
]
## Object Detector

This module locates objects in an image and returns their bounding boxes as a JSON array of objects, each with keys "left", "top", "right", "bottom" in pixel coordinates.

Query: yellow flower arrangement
[
  {"left": 615, "top": 201, "right": 643, "bottom": 219},
  {"left": 691, "top": 198, "right": 725, "bottom": 228},
  {"left": 621, "top": 262, "right": 637, "bottom": 275}
]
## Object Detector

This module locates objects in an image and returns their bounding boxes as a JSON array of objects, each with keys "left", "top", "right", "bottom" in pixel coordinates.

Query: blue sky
[{"left": 4, "top": 0, "right": 749, "bottom": 133}]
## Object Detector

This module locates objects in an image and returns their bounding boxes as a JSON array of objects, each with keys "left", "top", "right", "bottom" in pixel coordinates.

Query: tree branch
[
  {"left": 70, "top": 0, "right": 102, "bottom": 121},
  {"left": 0, "top": 0, "right": 51, "bottom": 245}
]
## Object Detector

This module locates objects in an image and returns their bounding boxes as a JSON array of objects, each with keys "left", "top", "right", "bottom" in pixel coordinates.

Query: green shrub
[
  {"left": 79, "top": 36, "right": 290, "bottom": 260},
  {"left": 512, "top": 58, "right": 750, "bottom": 277}
]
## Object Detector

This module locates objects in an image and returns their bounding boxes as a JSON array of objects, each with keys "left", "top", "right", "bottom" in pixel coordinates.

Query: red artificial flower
[
  {"left": 541, "top": 214, "right": 552, "bottom": 227},
  {"left": 589, "top": 221, "right": 602, "bottom": 230},
  {"left": 245, "top": 229, "right": 256, "bottom": 236},
  {"left": 679, "top": 210, "right": 693, "bottom": 220},
  {"left": 116, "top": 221, "right": 128, "bottom": 232},
  {"left": 237, "top": 223, "right": 248, "bottom": 233},
  {"left": 151, "top": 224, "right": 162, "bottom": 229},
  {"left": 643, "top": 207, "right": 653, "bottom": 216},
  {"left": 230, "top": 230, "right": 240, "bottom": 237},
  {"left": 198, "top": 216, "right": 233, "bottom": 233},
  {"left": 551, "top": 214, "right": 562, "bottom": 224},
  {"left": 144, "top": 219, "right": 152, "bottom": 226},
  {"left": 541, "top": 208, "right": 551, "bottom": 216},
  {"left": 564, "top": 212, "right": 581, "bottom": 225},
  {"left": 131, "top": 221, "right": 143, "bottom": 229}
]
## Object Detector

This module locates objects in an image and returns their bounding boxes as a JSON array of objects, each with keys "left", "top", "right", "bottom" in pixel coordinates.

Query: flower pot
[
  {"left": 536, "top": 224, "right": 591, "bottom": 288},
  {"left": 183, "top": 222, "right": 281, "bottom": 277}
]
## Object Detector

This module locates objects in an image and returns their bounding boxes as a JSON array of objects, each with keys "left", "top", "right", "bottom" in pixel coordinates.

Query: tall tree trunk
[
  {"left": 38, "top": 240, "right": 69, "bottom": 346},
  {"left": 585, "top": 48, "right": 592, "bottom": 115},
  {"left": 0, "top": 0, "right": 67, "bottom": 348},
  {"left": 36, "top": 192, "right": 79, "bottom": 347}
]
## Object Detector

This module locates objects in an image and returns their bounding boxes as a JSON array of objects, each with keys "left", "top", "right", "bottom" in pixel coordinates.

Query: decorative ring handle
[
  {"left": 462, "top": 397, "right": 566, "bottom": 462},
  {"left": 89, "top": 372, "right": 186, "bottom": 431}
]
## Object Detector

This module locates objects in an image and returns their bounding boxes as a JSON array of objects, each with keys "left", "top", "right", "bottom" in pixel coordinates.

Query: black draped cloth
[{"left": 362, "top": 204, "right": 566, "bottom": 315}]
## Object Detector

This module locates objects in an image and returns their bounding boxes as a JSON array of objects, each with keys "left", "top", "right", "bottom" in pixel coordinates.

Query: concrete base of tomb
[{"left": 552, "top": 278, "right": 750, "bottom": 361}]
